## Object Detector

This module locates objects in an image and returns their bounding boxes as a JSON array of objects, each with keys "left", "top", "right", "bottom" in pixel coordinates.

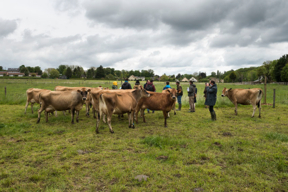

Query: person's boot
[
  {"left": 212, "top": 111, "right": 216, "bottom": 121},
  {"left": 210, "top": 111, "right": 213, "bottom": 120},
  {"left": 176, "top": 104, "right": 181, "bottom": 111}
]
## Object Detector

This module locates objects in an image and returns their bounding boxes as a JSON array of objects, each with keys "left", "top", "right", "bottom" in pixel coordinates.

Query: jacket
[
  {"left": 188, "top": 84, "right": 196, "bottom": 97},
  {"left": 145, "top": 82, "right": 155, "bottom": 91},
  {"left": 112, "top": 85, "right": 118, "bottom": 89},
  {"left": 204, "top": 86, "right": 208, "bottom": 98},
  {"left": 177, "top": 84, "right": 183, "bottom": 96},
  {"left": 204, "top": 84, "right": 217, "bottom": 106},
  {"left": 163, "top": 85, "right": 172, "bottom": 90},
  {"left": 121, "top": 82, "right": 132, "bottom": 89}
]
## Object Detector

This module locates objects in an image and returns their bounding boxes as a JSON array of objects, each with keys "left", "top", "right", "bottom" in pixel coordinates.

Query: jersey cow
[
  {"left": 162, "top": 88, "right": 176, "bottom": 117},
  {"left": 89, "top": 89, "right": 150, "bottom": 134},
  {"left": 37, "top": 88, "right": 90, "bottom": 124},
  {"left": 221, "top": 88, "right": 263, "bottom": 117},
  {"left": 25, "top": 88, "right": 52, "bottom": 114},
  {"left": 135, "top": 88, "right": 177, "bottom": 127}
]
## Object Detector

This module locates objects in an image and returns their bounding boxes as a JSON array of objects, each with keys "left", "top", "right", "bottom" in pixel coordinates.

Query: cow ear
[
  {"left": 77, "top": 90, "right": 81, "bottom": 93},
  {"left": 167, "top": 89, "right": 171, "bottom": 93},
  {"left": 87, "top": 89, "right": 91, "bottom": 92},
  {"left": 132, "top": 89, "right": 137, "bottom": 93},
  {"left": 228, "top": 88, "right": 232, "bottom": 91}
]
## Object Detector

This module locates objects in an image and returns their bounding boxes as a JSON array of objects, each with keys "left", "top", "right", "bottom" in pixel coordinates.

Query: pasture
[{"left": 0, "top": 79, "right": 288, "bottom": 191}]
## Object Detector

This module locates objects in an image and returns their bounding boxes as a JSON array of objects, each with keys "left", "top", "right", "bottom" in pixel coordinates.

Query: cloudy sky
[{"left": 0, "top": 0, "right": 288, "bottom": 75}]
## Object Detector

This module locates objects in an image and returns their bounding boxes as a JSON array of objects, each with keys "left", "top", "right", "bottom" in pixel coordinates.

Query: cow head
[
  {"left": 134, "top": 89, "right": 150, "bottom": 98},
  {"left": 167, "top": 88, "right": 177, "bottom": 100},
  {"left": 78, "top": 88, "right": 91, "bottom": 100},
  {"left": 221, "top": 87, "right": 232, "bottom": 97}
]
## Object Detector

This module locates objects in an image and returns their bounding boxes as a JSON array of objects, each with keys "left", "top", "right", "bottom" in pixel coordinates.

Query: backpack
[{"left": 146, "top": 84, "right": 153, "bottom": 91}]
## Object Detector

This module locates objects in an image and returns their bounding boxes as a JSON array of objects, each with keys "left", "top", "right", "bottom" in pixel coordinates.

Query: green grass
[{"left": 1, "top": 79, "right": 288, "bottom": 191}]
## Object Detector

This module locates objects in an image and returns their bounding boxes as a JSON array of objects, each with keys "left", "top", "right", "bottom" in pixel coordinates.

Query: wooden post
[
  {"left": 5, "top": 86, "right": 6, "bottom": 97},
  {"left": 263, "top": 76, "right": 267, "bottom": 104},
  {"left": 273, "top": 89, "right": 275, "bottom": 108}
]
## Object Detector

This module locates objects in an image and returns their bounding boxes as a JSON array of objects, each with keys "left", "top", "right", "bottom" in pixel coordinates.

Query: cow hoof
[
  {"left": 132, "top": 125, "right": 135, "bottom": 129},
  {"left": 259, "top": 116, "right": 261, "bottom": 118},
  {"left": 71, "top": 122, "right": 75, "bottom": 124},
  {"left": 110, "top": 131, "right": 114, "bottom": 134},
  {"left": 165, "top": 125, "right": 167, "bottom": 128},
  {"left": 76, "top": 120, "right": 79, "bottom": 123},
  {"left": 96, "top": 131, "right": 99, "bottom": 134},
  {"left": 174, "top": 112, "right": 176, "bottom": 115},
  {"left": 251, "top": 116, "right": 254, "bottom": 118},
  {"left": 36, "top": 119, "right": 40, "bottom": 124},
  {"left": 129, "top": 125, "right": 131, "bottom": 128}
]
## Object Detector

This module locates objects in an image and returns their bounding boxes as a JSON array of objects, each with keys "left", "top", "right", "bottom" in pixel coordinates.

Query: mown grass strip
[{"left": 265, "top": 132, "right": 288, "bottom": 142}]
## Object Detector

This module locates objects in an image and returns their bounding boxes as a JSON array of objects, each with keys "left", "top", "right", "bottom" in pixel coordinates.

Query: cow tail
[
  {"left": 39, "top": 93, "right": 42, "bottom": 106},
  {"left": 257, "top": 90, "right": 263, "bottom": 108},
  {"left": 99, "top": 94, "right": 105, "bottom": 119}
]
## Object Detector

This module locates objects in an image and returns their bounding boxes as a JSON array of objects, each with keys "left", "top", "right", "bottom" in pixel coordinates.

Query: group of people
[{"left": 110, "top": 78, "right": 217, "bottom": 121}]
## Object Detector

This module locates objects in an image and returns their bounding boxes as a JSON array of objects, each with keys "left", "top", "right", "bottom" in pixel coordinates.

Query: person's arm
[
  {"left": 207, "top": 86, "right": 216, "bottom": 93},
  {"left": 128, "top": 84, "right": 132, "bottom": 89},
  {"left": 188, "top": 86, "right": 192, "bottom": 93}
]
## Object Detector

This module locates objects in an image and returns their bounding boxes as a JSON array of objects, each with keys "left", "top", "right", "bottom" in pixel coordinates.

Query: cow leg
[
  {"left": 167, "top": 112, "right": 170, "bottom": 118},
  {"left": 102, "top": 114, "right": 106, "bottom": 123},
  {"left": 71, "top": 108, "right": 75, "bottom": 124},
  {"left": 258, "top": 101, "right": 261, "bottom": 118},
  {"left": 31, "top": 103, "right": 34, "bottom": 114},
  {"left": 93, "top": 108, "right": 96, "bottom": 119},
  {"left": 24, "top": 101, "right": 29, "bottom": 114},
  {"left": 63, "top": 111, "right": 66, "bottom": 116},
  {"left": 162, "top": 111, "right": 168, "bottom": 127},
  {"left": 55, "top": 111, "right": 58, "bottom": 117},
  {"left": 107, "top": 114, "right": 114, "bottom": 133},
  {"left": 37, "top": 106, "right": 44, "bottom": 124},
  {"left": 76, "top": 111, "right": 79, "bottom": 123},
  {"left": 131, "top": 111, "right": 135, "bottom": 128},
  {"left": 128, "top": 112, "right": 132, "bottom": 128},
  {"left": 45, "top": 111, "right": 48, "bottom": 123},
  {"left": 142, "top": 109, "right": 146, "bottom": 123},
  {"left": 96, "top": 112, "right": 100, "bottom": 134},
  {"left": 251, "top": 104, "right": 256, "bottom": 118},
  {"left": 234, "top": 103, "right": 238, "bottom": 115},
  {"left": 86, "top": 104, "right": 90, "bottom": 117}
]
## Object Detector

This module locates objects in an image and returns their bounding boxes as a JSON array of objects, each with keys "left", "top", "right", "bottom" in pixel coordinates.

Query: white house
[{"left": 189, "top": 77, "right": 198, "bottom": 82}]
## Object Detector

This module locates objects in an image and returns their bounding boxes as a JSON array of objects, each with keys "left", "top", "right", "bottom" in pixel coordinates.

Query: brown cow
[
  {"left": 135, "top": 88, "right": 177, "bottom": 127},
  {"left": 25, "top": 88, "right": 52, "bottom": 114},
  {"left": 89, "top": 89, "right": 150, "bottom": 133},
  {"left": 55, "top": 86, "right": 102, "bottom": 117},
  {"left": 37, "top": 88, "right": 90, "bottom": 124},
  {"left": 162, "top": 88, "right": 176, "bottom": 117},
  {"left": 221, "top": 88, "right": 263, "bottom": 117}
]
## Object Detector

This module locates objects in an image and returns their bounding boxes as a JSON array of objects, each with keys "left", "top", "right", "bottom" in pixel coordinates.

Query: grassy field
[{"left": 1, "top": 79, "right": 288, "bottom": 191}]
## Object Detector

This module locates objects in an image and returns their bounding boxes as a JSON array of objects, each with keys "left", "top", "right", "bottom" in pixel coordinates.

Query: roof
[
  {"left": 189, "top": 77, "right": 198, "bottom": 82},
  {"left": 181, "top": 77, "right": 189, "bottom": 81},
  {"left": 7, "top": 72, "right": 24, "bottom": 75}
]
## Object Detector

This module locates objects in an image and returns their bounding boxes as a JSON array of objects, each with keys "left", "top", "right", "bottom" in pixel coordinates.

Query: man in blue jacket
[
  {"left": 204, "top": 80, "right": 217, "bottom": 120},
  {"left": 163, "top": 81, "right": 172, "bottom": 90}
]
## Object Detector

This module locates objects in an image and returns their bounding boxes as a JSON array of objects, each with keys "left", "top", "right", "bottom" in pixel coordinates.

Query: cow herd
[
  {"left": 25, "top": 86, "right": 178, "bottom": 134},
  {"left": 25, "top": 85, "right": 263, "bottom": 134}
]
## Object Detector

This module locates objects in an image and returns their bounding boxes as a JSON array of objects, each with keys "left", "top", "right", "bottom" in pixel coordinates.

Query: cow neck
[{"left": 132, "top": 90, "right": 142, "bottom": 102}]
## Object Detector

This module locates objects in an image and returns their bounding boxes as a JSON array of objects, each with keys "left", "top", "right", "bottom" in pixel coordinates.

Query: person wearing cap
[
  {"left": 121, "top": 78, "right": 132, "bottom": 89},
  {"left": 112, "top": 81, "right": 118, "bottom": 89},
  {"left": 133, "top": 80, "right": 141, "bottom": 89},
  {"left": 188, "top": 80, "right": 196, "bottom": 112},
  {"left": 176, "top": 80, "right": 183, "bottom": 111}
]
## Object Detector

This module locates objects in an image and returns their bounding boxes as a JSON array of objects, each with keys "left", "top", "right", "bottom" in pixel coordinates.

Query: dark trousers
[{"left": 209, "top": 105, "right": 214, "bottom": 113}]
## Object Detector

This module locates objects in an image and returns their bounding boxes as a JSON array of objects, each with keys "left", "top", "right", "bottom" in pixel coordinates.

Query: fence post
[
  {"left": 273, "top": 89, "right": 275, "bottom": 108},
  {"left": 5, "top": 86, "right": 6, "bottom": 97}
]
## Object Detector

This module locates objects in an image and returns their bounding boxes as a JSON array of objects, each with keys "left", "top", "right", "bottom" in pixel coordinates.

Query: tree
[
  {"left": 57, "top": 65, "right": 66, "bottom": 75},
  {"left": 49, "top": 69, "right": 60, "bottom": 79},
  {"left": 65, "top": 67, "right": 72, "bottom": 79},
  {"left": 106, "top": 74, "right": 115, "bottom": 80},
  {"left": 42, "top": 72, "right": 48, "bottom": 78},
  {"left": 23, "top": 67, "right": 29, "bottom": 76},
  {"left": 229, "top": 71, "right": 237, "bottom": 82},
  {"left": 34, "top": 66, "right": 42, "bottom": 75},
  {"left": 96, "top": 65, "right": 105, "bottom": 78},
  {"left": 27, "top": 66, "right": 34, "bottom": 73},
  {"left": 19, "top": 65, "right": 26, "bottom": 73},
  {"left": 211, "top": 72, "right": 216, "bottom": 77},
  {"left": 176, "top": 73, "right": 181, "bottom": 79},
  {"left": 274, "top": 54, "right": 288, "bottom": 82},
  {"left": 160, "top": 74, "right": 169, "bottom": 81},
  {"left": 87, "top": 68, "right": 95, "bottom": 79},
  {"left": 281, "top": 64, "right": 288, "bottom": 82},
  {"left": 0, "top": 66, "right": 3, "bottom": 71}
]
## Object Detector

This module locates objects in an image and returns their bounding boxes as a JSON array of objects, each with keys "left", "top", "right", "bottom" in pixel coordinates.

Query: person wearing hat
[
  {"left": 112, "top": 81, "right": 118, "bottom": 89},
  {"left": 176, "top": 80, "right": 183, "bottom": 111},
  {"left": 188, "top": 80, "right": 196, "bottom": 112},
  {"left": 205, "top": 80, "right": 217, "bottom": 120},
  {"left": 133, "top": 80, "right": 141, "bottom": 89},
  {"left": 121, "top": 78, "right": 132, "bottom": 89}
]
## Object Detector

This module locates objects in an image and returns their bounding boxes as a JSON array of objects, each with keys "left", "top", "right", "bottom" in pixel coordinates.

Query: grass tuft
[
  {"left": 142, "top": 135, "right": 185, "bottom": 149},
  {"left": 265, "top": 132, "right": 288, "bottom": 142}
]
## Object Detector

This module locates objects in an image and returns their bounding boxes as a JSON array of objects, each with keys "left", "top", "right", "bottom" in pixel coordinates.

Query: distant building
[
  {"left": 59, "top": 75, "right": 67, "bottom": 79},
  {"left": 128, "top": 75, "right": 145, "bottom": 81},
  {"left": 189, "top": 77, "right": 198, "bottom": 82},
  {"left": 181, "top": 77, "right": 189, "bottom": 82},
  {"left": 0, "top": 72, "right": 6, "bottom": 77},
  {"left": 7, "top": 72, "right": 24, "bottom": 77},
  {"left": 7, "top": 68, "right": 20, "bottom": 73}
]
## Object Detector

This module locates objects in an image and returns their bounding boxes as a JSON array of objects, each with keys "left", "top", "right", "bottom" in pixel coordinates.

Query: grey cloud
[{"left": 0, "top": 18, "right": 17, "bottom": 37}]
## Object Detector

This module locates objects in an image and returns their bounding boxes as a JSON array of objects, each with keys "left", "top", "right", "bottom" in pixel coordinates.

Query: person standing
[
  {"left": 205, "top": 80, "right": 217, "bottom": 120},
  {"left": 145, "top": 80, "right": 156, "bottom": 113},
  {"left": 203, "top": 83, "right": 209, "bottom": 108},
  {"left": 163, "top": 81, "right": 172, "bottom": 90},
  {"left": 194, "top": 85, "right": 197, "bottom": 110},
  {"left": 121, "top": 78, "right": 132, "bottom": 89},
  {"left": 188, "top": 80, "right": 196, "bottom": 112},
  {"left": 176, "top": 80, "right": 183, "bottom": 111},
  {"left": 144, "top": 80, "right": 150, "bottom": 89},
  {"left": 133, "top": 80, "right": 141, "bottom": 89},
  {"left": 112, "top": 81, "right": 118, "bottom": 89}
]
